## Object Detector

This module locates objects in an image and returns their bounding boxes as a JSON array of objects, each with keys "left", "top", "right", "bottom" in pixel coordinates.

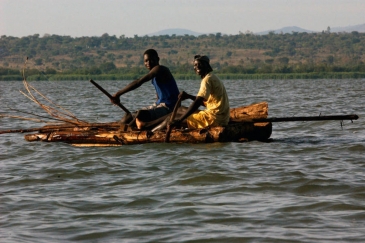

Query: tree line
[{"left": 1, "top": 31, "right": 365, "bottom": 80}]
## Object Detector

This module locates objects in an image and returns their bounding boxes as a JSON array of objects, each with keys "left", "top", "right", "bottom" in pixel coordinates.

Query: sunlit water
[{"left": 1, "top": 79, "right": 364, "bottom": 243}]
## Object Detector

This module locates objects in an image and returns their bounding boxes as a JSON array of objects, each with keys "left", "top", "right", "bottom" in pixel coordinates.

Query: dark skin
[
  {"left": 170, "top": 59, "right": 209, "bottom": 126},
  {"left": 110, "top": 53, "right": 174, "bottom": 129}
]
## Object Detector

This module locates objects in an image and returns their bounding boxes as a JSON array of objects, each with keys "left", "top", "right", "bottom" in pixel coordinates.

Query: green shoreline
[{"left": 1, "top": 72, "right": 365, "bottom": 81}]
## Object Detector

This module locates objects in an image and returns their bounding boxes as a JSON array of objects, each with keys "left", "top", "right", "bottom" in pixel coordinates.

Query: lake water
[{"left": 1, "top": 79, "right": 364, "bottom": 243}]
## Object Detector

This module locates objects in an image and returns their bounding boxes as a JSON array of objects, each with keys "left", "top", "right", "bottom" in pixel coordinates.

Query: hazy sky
[{"left": 1, "top": 0, "right": 365, "bottom": 37}]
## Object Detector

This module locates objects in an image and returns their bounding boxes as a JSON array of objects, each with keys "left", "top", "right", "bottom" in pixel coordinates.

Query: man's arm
[
  {"left": 176, "top": 96, "right": 204, "bottom": 122},
  {"left": 110, "top": 66, "right": 160, "bottom": 104},
  {"left": 179, "top": 91, "right": 196, "bottom": 101}
]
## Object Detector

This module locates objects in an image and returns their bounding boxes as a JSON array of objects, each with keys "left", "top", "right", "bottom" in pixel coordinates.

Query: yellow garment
[{"left": 187, "top": 72, "right": 230, "bottom": 129}]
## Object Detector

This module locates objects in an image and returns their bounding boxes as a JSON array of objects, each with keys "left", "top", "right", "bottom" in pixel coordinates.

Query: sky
[{"left": 1, "top": 0, "right": 365, "bottom": 38}]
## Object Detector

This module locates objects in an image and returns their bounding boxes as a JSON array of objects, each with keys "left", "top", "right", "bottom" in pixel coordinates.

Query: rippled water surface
[{"left": 1, "top": 79, "right": 365, "bottom": 243}]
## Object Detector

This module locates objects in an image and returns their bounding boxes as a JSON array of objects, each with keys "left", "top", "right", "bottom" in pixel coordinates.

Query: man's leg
[
  {"left": 120, "top": 112, "right": 135, "bottom": 124},
  {"left": 151, "top": 107, "right": 189, "bottom": 132}
]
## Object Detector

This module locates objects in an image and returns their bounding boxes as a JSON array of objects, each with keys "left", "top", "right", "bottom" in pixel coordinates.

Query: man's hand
[
  {"left": 178, "top": 91, "right": 189, "bottom": 101},
  {"left": 169, "top": 119, "right": 181, "bottom": 127},
  {"left": 110, "top": 95, "right": 120, "bottom": 105}
]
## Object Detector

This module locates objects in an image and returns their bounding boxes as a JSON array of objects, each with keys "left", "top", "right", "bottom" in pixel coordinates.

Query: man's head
[
  {"left": 193, "top": 55, "right": 213, "bottom": 77},
  {"left": 144, "top": 49, "right": 160, "bottom": 70}
]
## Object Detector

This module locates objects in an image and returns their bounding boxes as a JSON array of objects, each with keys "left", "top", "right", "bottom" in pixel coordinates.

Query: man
[
  {"left": 110, "top": 49, "right": 179, "bottom": 130},
  {"left": 171, "top": 55, "right": 230, "bottom": 129}
]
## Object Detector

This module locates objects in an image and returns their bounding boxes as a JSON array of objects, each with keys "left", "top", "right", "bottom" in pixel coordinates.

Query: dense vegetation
[{"left": 1, "top": 30, "right": 365, "bottom": 80}]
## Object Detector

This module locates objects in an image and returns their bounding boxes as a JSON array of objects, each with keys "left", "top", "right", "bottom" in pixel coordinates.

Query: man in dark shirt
[{"left": 110, "top": 49, "right": 179, "bottom": 130}]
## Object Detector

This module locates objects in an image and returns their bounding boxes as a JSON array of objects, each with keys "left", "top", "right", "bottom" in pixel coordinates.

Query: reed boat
[
  {"left": 18, "top": 101, "right": 359, "bottom": 147},
  {"left": 1, "top": 80, "right": 358, "bottom": 147},
  {"left": 23, "top": 102, "right": 273, "bottom": 147}
]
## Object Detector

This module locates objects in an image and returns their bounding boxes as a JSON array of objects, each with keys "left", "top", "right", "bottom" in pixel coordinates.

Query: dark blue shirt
[{"left": 151, "top": 77, "right": 179, "bottom": 110}]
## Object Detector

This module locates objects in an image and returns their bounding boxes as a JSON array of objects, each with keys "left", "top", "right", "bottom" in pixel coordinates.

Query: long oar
[
  {"left": 246, "top": 114, "right": 359, "bottom": 123},
  {"left": 165, "top": 95, "right": 183, "bottom": 143},
  {"left": 90, "top": 79, "right": 130, "bottom": 114}
]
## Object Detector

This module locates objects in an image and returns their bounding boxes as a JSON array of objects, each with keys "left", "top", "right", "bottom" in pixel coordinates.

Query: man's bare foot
[{"left": 135, "top": 118, "right": 145, "bottom": 130}]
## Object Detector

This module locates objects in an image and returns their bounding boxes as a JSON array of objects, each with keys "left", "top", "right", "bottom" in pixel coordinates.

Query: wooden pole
[
  {"left": 90, "top": 79, "right": 130, "bottom": 114},
  {"left": 165, "top": 95, "right": 183, "bottom": 143},
  {"left": 250, "top": 114, "right": 359, "bottom": 123}
]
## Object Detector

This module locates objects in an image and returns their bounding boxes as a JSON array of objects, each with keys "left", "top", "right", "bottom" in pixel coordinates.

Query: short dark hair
[
  {"left": 194, "top": 55, "right": 213, "bottom": 72},
  {"left": 194, "top": 55, "right": 210, "bottom": 63},
  {"left": 144, "top": 49, "right": 159, "bottom": 58}
]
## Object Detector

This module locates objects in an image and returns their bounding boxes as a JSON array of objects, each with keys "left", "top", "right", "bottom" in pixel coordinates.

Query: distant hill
[
  {"left": 146, "top": 24, "right": 365, "bottom": 37},
  {"left": 331, "top": 23, "right": 365, "bottom": 33},
  {"left": 147, "top": 28, "right": 204, "bottom": 37},
  {"left": 255, "top": 23, "right": 365, "bottom": 35},
  {"left": 255, "top": 26, "right": 315, "bottom": 35}
]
